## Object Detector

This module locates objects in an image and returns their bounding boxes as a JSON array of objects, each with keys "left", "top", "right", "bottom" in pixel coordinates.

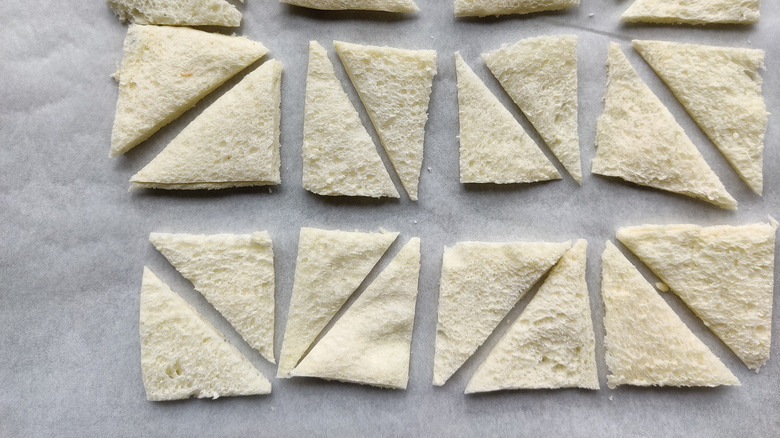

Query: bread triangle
[
  {"left": 454, "top": 0, "right": 578, "bottom": 17},
  {"left": 622, "top": 0, "right": 760, "bottom": 24},
  {"left": 110, "top": 25, "right": 267, "bottom": 157},
  {"left": 335, "top": 41, "right": 437, "bottom": 201},
  {"left": 483, "top": 35, "right": 581, "bottom": 183},
  {"left": 148, "top": 232, "right": 276, "bottom": 364},
  {"left": 277, "top": 227, "right": 399, "bottom": 377},
  {"left": 600, "top": 242, "right": 739, "bottom": 388},
  {"left": 130, "top": 60, "right": 282, "bottom": 190},
  {"left": 633, "top": 40, "right": 767, "bottom": 195},
  {"left": 466, "top": 240, "right": 598, "bottom": 393},
  {"left": 455, "top": 53, "right": 560, "bottom": 184},
  {"left": 433, "top": 240, "right": 570, "bottom": 386},
  {"left": 617, "top": 221, "right": 777, "bottom": 370},
  {"left": 591, "top": 43, "right": 736, "bottom": 210},
  {"left": 291, "top": 238, "right": 421, "bottom": 389},
  {"left": 281, "top": 0, "right": 418, "bottom": 12},
  {"left": 140, "top": 268, "right": 271, "bottom": 400},
  {"left": 108, "top": 0, "right": 242, "bottom": 26},
  {"left": 302, "top": 42, "right": 399, "bottom": 198}
]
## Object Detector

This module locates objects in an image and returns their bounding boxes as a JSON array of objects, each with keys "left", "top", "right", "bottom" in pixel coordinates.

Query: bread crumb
[
  {"left": 655, "top": 281, "right": 669, "bottom": 292},
  {"left": 588, "top": 13, "right": 594, "bottom": 17},
  {"left": 427, "top": 167, "right": 432, "bottom": 172}
]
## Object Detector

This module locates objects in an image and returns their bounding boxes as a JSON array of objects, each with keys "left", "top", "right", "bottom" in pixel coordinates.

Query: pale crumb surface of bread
[
  {"left": 148, "top": 232, "right": 276, "bottom": 364},
  {"left": 291, "top": 238, "right": 421, "bottom": 389},
  {"left": 591, "top": 43, "right": 736, "bottom": 210},
  {"left": 140, "top": 268, "right": 271, "bottom": 401},
  {"left": 131, "top": 60, "right": 282, "bottom": 190},
  {"left": 107, "top": 0, "right": 242, "bottom": 26},
  {"left": 617, "top": 221, "right": 777, "bottom": 370},
  {"left": 466, "top": 240, "right": 598, "bottom": 393},
  {"left": 483, "top": 35, "right": 581, "bottom": 183},
  {"left": 277, "top": 228, "right": 399, "bottom": 378},
  {"left": 281, "top": 0, "right": 418, "bottom": 12},
  {"left": 302, "top": 42, "right": 399, "bottom": 198},
  {"left": 455, "top": 0, "right": 578, "bottom": 17},
  {"left": 455, "top": 53, "right": 560, "bottom": 184},
  {"left": 622, "top": 0, "right": 760, "bottom": 24},
  {"left": 433, "top": 240, "right": 570, "bottom": 386},
  {"left": 633, "top": 40, "right": 767, "bottom": 195},
  {"left": 601, "top": 242, "right": 740, "bottom": 388},
  {"left": 335, "top": 41, "right": 437, "bottom": 201},
  {"left": 110, "top": 25, "right": 268, "bottom": 157}
]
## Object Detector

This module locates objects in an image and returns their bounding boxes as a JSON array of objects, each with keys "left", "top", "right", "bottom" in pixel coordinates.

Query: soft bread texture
[
  {"left": 483, "top": 35, "right": 581, "bottom": 183},
  {"left": 600, "top": 242, "right": 739, "bottom": 388},
  {"left": 291, "top": 238, "right": 421, "bottom": 389},
  {"left": 277, "top": 228, "right": 399, "bottom": 378},
  {"left": 455, "top": 53, "right": 560, "bottom": 184},
  {"left": 302, "top": 42, "right": 399, "bottom": 198},
  {"left": 140, "top": 268, "right": 272, "bottom": 400},
  {"left": 131, "top": 60, "right": 282, "bottom": 190},
  {"left": 617, "top": 221, "right": 777, "bottom": 370},
  {"left": 107, "top": 0, "right": 242, "bottom": 26},
  {"left": 622, "top": 0, "right": 760, "bottom": 24},
  {"left": 592, "top": 43, "right": 736, "bottom": 210},
  {"left": 433, "top": 240, "right": 570, "bottom": 386},
  {"left": 281, "top": 0, "right": 418, "bottom": 12},
  {"left": 466, "top": 240, "right": 598, "bottom": 393},
  {"left": 633, "top": 40, "right": 767, "bottom": 195},
  {"left": 454, "top": 0, "right": 578, "bottom": 17},
  {"left": 335, "top": 41, "right": 437, "bottom": 201},
  {"left": 110, "top": 25, "right": 267, "bottom": 157},
  {"left": 149, "top": 232, "right": 276, "bottom": 364}
]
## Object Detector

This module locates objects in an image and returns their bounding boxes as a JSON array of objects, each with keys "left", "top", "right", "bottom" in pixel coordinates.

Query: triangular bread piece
[
  {"left": 600, "top": 242, "right": 739, "bottom": 388},
  {"left": 633, "top": 40, "right": 767, "bottom": 195},
  {"left": 454, "top": 0, "right": 578, "bottom": 17},
  {"left": 622, "top": 0, "right": 760, "bottom": 24},
  {"left": 335, "top": 41, "right": 437, "bottom": 201},
  {"left": 617, "top": 221, "right": 777, "bottom": 370},
  {"left": 277, "top": 227, "right": 399, "bottom": 377},
  {"left": 433, "top": 240, "right": 570, "bottom": 386},
  {"left": 281, "top": 0, "right": 418, "bottom": 12},
  {"left": 110, "top": 25, "right": 268, "bottom": 157},
  {"left": 466, "top": 240, "right": 598, "bottom": 393},
  {"left": 149, "top": 232, "right": 276, "bottom": 364},
  {"left": 302, "top": 42, "right": 399, "bottom": 198},
  {"left": 130, "top": 60, "right": 282, "bottom": 190},
  {"left": 591, "top": 43, "right": 736, "bottom": 210},
  {"left": 483, "top": 35, "right": 581, "bottom": 183},
  {"left": 291, "top": 238, "right": 421, "bottom": 389},
  {"left": 455, "top": 53, "right": 560, "bottom": 184},
  {"left": 140, "top": 268, "right": 271, "bottom": 400},
  {"left": 108, "top": 0, "right": 242, "bottom": 26}
]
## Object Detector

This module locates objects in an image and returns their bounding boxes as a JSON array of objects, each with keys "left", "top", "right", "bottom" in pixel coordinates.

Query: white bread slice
[
  {"left": 277, "top": 227, "right": 399, "bottom": 377},
  {"left": 455, "top": 53, "right": 560, "bottom": 184},
  {"left": 617, "top": 221, "right": 777, "bottom": 370},
  {"left": 130, "top": 60, "right": 282, "bottom": 190},
  {"left": 291, "top": 238, "right": 421, "bottom": 389},
  {"left": 601, "top": 242, "right": 739, "bottom": 388},
  {"left": 140, "top": 267, "right": 271, "bottom": 400},
  {"left": 107, "top": 0, "right": 242, "bottom": 27},
  {"left": 633, "top": 40, "right": 767, "bottom": 195},
  {"left": 483, "top": 35, "right": 581, "bottom": 183},
  {"left": 591, "top": 43, "right": 736, "bottom": 210},
  {"left": 433, "top": 240, "right": 570, "bottom": 386},
  {"left": 466, "top": 240, "right": 598, "bottom": 393},
  {"left": 302, "top": 42, "right": 399, "bottom": 198},
  {"left": 454, "top": 0, "right": 578, "bottom": 17},
  {"left": 622, "top": 0, "right": 760, "bottom": 24},
  {"left": 110, "top": 25, "right": 268, "bottom": 157},
  {"left": 149, "top": 232, "right": 276, "bottom": 364},
  {"left": 335, "top": 41, "right": 437, "bottom": 201},
  {"left": 281, "top": 0, "right": 418, "bottom": 12}
]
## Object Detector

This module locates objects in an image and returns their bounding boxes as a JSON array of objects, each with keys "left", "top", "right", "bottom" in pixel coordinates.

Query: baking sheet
[{"left": 2, "top": 0, "right": 779, "bottom": 436}]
